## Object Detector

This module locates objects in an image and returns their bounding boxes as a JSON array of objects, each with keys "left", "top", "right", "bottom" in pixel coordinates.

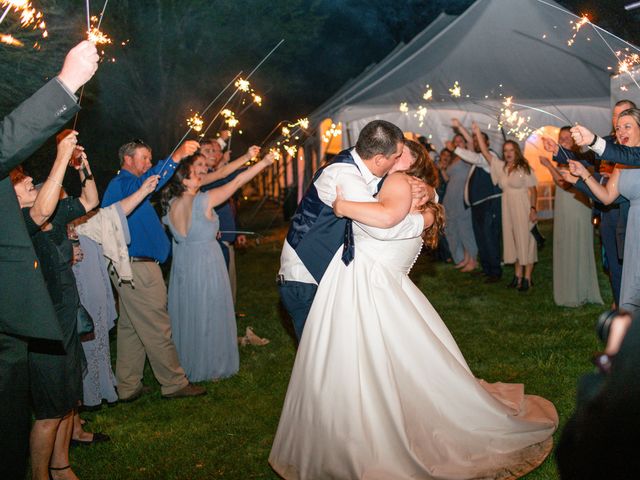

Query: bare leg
[
  {"left": 72, "top": 412, "right": 93, "bottom": 442},
  {"left": 460, "top": 252, "right": 477, "bottom": 272},
  {"left": 524, "top": 263, "right": 534, "bottom": 282},
  {"left": 30, "top": 418, "right": 61, "bottom": 480},
  {"left": 49, "top": 412, "right": 78, "bottom": 480}
]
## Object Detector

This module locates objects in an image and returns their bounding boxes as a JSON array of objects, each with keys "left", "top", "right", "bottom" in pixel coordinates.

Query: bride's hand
[
  {"left": 333, "top": 185, "right": 345, "bottom": 217},
  {"left": 407, "top": 176, "right": 432, "bottom": 203}
]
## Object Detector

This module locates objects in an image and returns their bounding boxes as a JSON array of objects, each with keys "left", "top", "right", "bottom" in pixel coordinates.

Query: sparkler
[
  {"left": 449, "top": 81, "right": 462, "bottom": 98},
  {"left": 423, "top": 85, "right": 433, "bottom": 101},
  {"left": 399, "top": 102, "right": 409, "bottom": 114},
  {"left": 414, "top": 106, "right": 428, "bottom": 128},
  {"left": 0, "top": 1, "right": 47, "bottom": 39},
  {"left": 235, "top": 78, "right": 250, "bottom": 92},
  {"left": 566, "top": 15, "right": 589, "bottom": 47},
  {"left": 187, "top": 113, "right": 204, "bottom": 132},
  {"left": 0, "top": 32, "right": 21, "bottom": 46}
]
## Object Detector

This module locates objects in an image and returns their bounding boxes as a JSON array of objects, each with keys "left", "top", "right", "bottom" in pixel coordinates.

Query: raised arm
[
  {"left": 452, "top": 118, "right": 473, "bottom": 147},
  {"left": 200, "top": 145, "right": 260, "bottom": 185},
  {"left": 563, "top": 160, "right": 620, "bottom": 205},
  {"left": 29, "top": 131, "right": 77, "bottom": 226},
  {"left": 473, "top": 122, "right": 494, "bottom": 165},
  {"left": 333, "top": 172, "right": 412, "bottom": 228},
  {"left": 119, "top": 175, "right": 160, "bottom": 215},
  {"left": 76, "top": 152, "right": 99, "bottom": 212},
  {"left": 206, "top": 153, "right": 274, "bottom": 210}
]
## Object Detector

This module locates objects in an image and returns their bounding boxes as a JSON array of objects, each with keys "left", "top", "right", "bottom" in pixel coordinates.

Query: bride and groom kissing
[{"left": 271, "top": 120, "right": 558, "bottom": 479}]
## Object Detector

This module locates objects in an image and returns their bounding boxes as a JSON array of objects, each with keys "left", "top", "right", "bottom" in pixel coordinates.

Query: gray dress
[
  {"left": 552, "top": 186, "right": 602, "bottom": 307},
  {"left": 443, "top": 160, "right": 477, "bottom": 264},
  {"left": 618, "top": 168, "right": 640, "bottom": 312},
  {"left": 73, "top": 235, "right": 118, "bottom": 407},
  {"left": 164, "top": 192, "right": 239, "bottom": 381}
]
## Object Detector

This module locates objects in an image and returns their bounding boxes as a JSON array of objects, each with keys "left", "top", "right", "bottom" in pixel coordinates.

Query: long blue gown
[{"left": 164, "top": 192, "right": 239, "bottom": 381}]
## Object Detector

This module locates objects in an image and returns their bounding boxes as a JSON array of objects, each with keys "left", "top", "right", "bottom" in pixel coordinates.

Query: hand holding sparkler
[
  {"left": 570, "top": 125, "right": 596, "bottom": 147},
  {"left": 58, "top": 40, "right": 99, "bottom": 93},
  {"left": 542, "top": 136, "right": 560, "bottom": 155},
  {"left": 470, "top": 121, "right": 481, "bottom": 136},
  {"left": 567, "top": 159, "right": 589, "bottom": 180},
  {"left": 171, "top": 140, "right": 199, "bottom": 162},
  {"left": 538, "top": 155, "right": 553, "bottom": 169},
  {"left": 219, "top": 130, "right": 231, "bottom": 141},
  {"left": 139, "top": 175, "right": 160, "bottom": 196},
  {"left": 451, "top": 117, "right": 462, "bottom": 129},
  {"left": 246, "top": 145, "right": 261, "bottom": 160}
]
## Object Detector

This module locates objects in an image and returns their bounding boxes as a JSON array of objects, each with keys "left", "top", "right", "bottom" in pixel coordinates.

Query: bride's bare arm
[{"left": 333, "top": 172, "right": 412, "bottom": 228}]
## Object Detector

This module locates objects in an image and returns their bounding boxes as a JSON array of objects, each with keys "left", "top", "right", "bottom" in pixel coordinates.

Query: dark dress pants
[
  {"left": 471, "top": 198, "right": 502, "bottom": 278},
  {"left": 600, "top": 208, "right": 623, "bottom": 306},
  {"left": 0, "top": 333, "right": 30, "bottom": 480},
  {"left": 278, "top": 281, "right": 317, "bottom": 341}
]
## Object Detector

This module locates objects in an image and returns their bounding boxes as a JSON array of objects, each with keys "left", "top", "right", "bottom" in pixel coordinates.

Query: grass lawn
[{"left": 71, "top": 201, "right": 610, "bottom": 479}]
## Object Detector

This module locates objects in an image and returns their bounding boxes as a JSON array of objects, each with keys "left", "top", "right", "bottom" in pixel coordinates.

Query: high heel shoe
[
  {"left": 518, "top": 278, "right": 530, "bottom": 292},
  {"left": 507, "top": 276, "right": 521, "bottom": 288}
]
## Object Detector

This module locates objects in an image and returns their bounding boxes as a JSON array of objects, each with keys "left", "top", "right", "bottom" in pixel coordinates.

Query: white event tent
[{"left": 290, "top": 0, "right": 637, "bottom": 214}]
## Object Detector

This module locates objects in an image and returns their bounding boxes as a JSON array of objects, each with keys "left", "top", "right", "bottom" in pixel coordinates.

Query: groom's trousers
[{"left": 278, "top": 278, "right": 317, "bottom": 341}]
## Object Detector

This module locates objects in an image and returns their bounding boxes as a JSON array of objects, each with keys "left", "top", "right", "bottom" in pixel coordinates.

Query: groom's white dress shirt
[{"left": 279, "top": 148, "right": 425, "bottom": 285}]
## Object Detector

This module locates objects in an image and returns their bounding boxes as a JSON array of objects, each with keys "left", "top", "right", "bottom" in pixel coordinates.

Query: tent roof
[
  {"left": 317, "top": 0, "right": 633, "bottom": 125},
  {"left": 309, "top": 12, "right": 457, "bottom": 123}
]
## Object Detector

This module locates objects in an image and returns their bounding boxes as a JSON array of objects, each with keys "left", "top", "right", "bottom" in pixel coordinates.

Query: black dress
[{"left": 24, "top": 197, "right": 86, "bottom": 419}]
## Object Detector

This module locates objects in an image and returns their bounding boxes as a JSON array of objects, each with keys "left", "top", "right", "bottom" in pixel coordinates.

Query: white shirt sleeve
[
  {"left": 454, "top": 147, "right": 494, "bottom": 173},
  {"left": 355, "top": 213, "right": 425, "bottom": 240},
  {"left": 315, "top": 164, "right": 375, "bottom": 206},
  {"left": 589, "top": 136, "right": 606, "bottom": 156}
]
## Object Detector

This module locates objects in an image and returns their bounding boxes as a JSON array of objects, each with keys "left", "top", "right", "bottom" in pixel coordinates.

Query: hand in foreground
[
  {"left": 407, "top": 176, "right": 434, "bottom": 203},
  {"left": 541, "top": 136, "right": 559, "bottom": 155},
  {"left": 568, "top": 159, "right": 589, "bottom": 179},
  {"left": 559, "top": 169, "right": 578, "bottom": 185},
  {"left": 58, "top": 41, "right": 100, "bottom": 93},
  {"left": 451, "top": 118, "right": 461, "bottom": 129},
  {"left": 261, "top": 152, "right": 276, "bottom": 166},
  {"left": 57, "top": 130, "right": 79, "bottom": 163},
  {"left": 72, "top": 244, "right": 84, "bottom": 265},
  {"left": 471, "top": 121, "right": 481, "bottom": 136},
  {"left": 444, "top": 140, "right": 456, "bottom": 152},
  {"left": 172, "top": 140, "right": 200, "bottom": 162},
  {"left": 570, "top": 125, "right": 595, "bottom": 147},
  {"left": 529, "top": 208, "right": 537, "bottom": 223},
  {"left": 140, "top": 175, "right": 160, "bottom": 195},
  {"left": 247, "top": 145, "right": 261, "bottom": 159}
]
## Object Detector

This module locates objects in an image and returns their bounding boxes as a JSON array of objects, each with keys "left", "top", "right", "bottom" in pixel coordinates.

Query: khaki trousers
[{"left": 110, "top": 262, "right": 188, "bottom": 397}]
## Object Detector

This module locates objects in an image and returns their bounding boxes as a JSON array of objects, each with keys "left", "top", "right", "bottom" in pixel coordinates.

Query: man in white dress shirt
[{"left": 277, "top": 120, "right": 429, "bottom": 340}]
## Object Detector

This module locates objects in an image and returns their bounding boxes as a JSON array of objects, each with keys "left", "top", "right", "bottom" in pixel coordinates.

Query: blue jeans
[{"left": 278, "top": 280, "right": 317, "bottom": 341}]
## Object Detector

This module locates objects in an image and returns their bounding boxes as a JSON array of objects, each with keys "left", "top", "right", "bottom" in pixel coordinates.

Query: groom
[{"left": 277, "top": 120, "right": 429, "bottom": 340}]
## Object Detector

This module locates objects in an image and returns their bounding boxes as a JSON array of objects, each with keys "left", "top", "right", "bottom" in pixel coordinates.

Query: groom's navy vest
[
  {"left": 286, "top": 149, "right": 360, "bottom": 283},
  {"left": 466, "top": 152, "right": 502, "bottom": 207}
]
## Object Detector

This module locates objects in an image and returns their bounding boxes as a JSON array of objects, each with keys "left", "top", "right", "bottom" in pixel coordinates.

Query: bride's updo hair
[
  {"left": 161, "top": 154, "right": 198, "bottom": 215},
  {"left": 402, "top": 139, "right": 445, "bottom": 250}
]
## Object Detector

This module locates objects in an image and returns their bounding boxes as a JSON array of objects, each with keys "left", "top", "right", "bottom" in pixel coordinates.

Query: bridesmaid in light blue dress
[{"left": 162, "top": 152, "right": 274, "bottom": 381}]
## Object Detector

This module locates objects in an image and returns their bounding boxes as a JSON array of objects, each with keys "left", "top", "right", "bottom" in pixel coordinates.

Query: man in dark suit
[{"left": 0, "top": 40, "right": 99, "bottom": 479}]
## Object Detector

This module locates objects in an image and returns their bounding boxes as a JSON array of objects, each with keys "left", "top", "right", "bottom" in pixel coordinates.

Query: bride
[{"left": 269, "top": 140, "right": 558, "bottom": 480}]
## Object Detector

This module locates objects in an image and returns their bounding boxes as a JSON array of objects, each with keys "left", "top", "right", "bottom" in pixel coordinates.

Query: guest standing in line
[
  {"left": 0, "top": 41, "right": 98, "bottom": 479},
  {"left": 473, "top": 125, "right": 538, "bottom": 291},
  {"left": 162, "top": 152, "right": 274, "bottom": 381},
  {"left": 102, "top": 139, "right": 206, "bottom": 401},
  {"left": 540, "top": 127, "right": 602, "bottom": 307}
]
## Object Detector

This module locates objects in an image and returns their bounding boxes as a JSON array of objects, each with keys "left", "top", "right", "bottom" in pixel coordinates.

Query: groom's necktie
[{"left": 341, "top": 175, "right": 386, "bottom": 266}]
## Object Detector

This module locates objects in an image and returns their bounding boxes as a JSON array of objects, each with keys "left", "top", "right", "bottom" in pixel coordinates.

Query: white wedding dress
[{"left": 269, "top": 220, "right": 558, "bottom": 480}]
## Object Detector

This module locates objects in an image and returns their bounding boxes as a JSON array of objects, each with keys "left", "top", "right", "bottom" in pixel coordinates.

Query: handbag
[
  {"left": 530, "top": 223, "right": 546, "bottom": 249},
  {"left": 76, "top": 304, "right": 95, "bottom": 337}
]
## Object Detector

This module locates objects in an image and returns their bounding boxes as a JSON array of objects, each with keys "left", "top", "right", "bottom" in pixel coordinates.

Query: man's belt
[{"left": 130, "top": 256, "right": 158, "bottom": 263}]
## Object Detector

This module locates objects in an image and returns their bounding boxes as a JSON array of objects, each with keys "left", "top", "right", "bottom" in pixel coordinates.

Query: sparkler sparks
[
  {"left": 497, "top": 97, "right": 535, "bottom": 142},
  {"left": 0, "top": 1, "right": 47, "bottom": 39},
  {"left": 87, "top": 26, "right": 111, "bottom": 45},
  {"left": 414, "top": 106, "right": 428, "bottom": 128},
  {"left": 269, "top": 148, "right": 282, "bottom": 161},
  {"left": 422, "top": 85, "right": 433, "bottom": 101},
  {"left": 284, "top": 145, "right": 298, "bottom": 157},
  {"left": 252, "top": 93, "right": 262, "bottom": 106},
  {"left": 399, "top": 102, "right": 409, "bottom": 114},
  {"left": 186, "top": 113, "right": 203, "bottom": 132},
  {"left": 449, "top": 81, "right": 461, "bottom": 98},
  {"left": 235, "top": 78, "right": 250, "bottom": 92},
  {"left": 0, "top": 33, "right": 22, "bottom": 46},
  {"left": 567, "top": 15, "right": 589, "bottom": 47}
]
